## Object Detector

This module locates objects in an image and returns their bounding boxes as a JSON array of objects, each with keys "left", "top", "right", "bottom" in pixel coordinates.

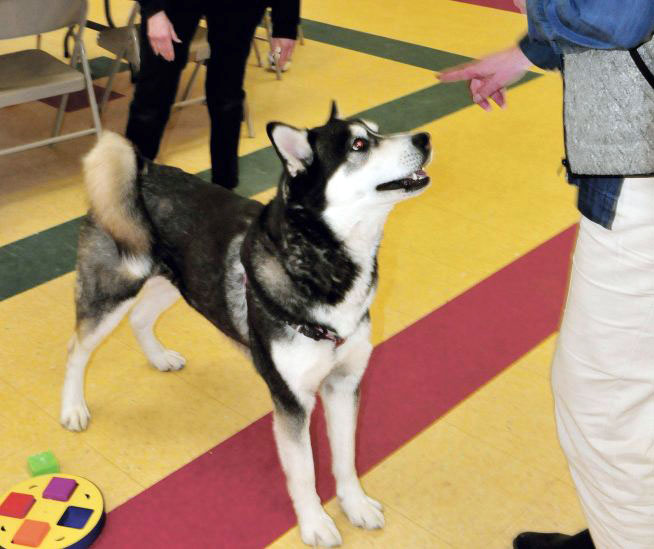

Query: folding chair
[
  {"left": 0, "top": 0, "right": 101, "bottom": 156},
  {"left": 97, "top": 6, "right": 255, "bottom": 138},
  {"left": 96, "top": 2, "right": 140, "bottom": 113}
]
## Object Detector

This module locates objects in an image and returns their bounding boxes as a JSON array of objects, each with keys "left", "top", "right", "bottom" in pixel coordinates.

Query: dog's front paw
[
  {"left": 340, "top": 493, "right": 384, "bottom": 530},
  {"left": 60, "top": 401, "right": 91, "bottom": 432},
  {"left": 151, "top": 349, "right": 186, "bottom": 372},
  {"left": 299, "top": 509, "right": 342, "bottom": 547}
]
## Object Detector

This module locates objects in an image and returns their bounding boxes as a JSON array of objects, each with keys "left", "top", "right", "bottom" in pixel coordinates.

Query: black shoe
[{"left": 513, "top": 530, "right": 594, "bottom": 549}]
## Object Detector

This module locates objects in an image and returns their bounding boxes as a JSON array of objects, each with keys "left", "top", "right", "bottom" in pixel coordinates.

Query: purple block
[{"left": 43, "top": 477, "right": 78, "bottom": 502}]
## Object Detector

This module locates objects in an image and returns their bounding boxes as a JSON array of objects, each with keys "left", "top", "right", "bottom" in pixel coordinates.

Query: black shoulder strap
[{"left": 630, "top": 47, "right": 654, "bottom": 90}]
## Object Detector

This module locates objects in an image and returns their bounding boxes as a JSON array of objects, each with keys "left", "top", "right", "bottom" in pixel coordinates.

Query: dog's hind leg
[
  {"left": 320, "top": 322, "right": 384, "bottom": 530},
  {"left": 129, "top": 276, "right": 184, "bottom": 372},
  {"left": 61, "top": 298, "right": 136, "bottom": 431}
]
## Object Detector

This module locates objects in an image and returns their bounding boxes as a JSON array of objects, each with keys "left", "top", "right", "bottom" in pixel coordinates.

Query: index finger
[{"left": 438, "top": 64, "right": 480, "bottom": 82}]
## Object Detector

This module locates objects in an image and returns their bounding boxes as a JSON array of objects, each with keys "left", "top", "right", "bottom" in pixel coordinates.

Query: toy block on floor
[
  {"left": 0, "top": 492, "right": 36, "bottom": 518},
  {"left": 12, "top": 519, "right": 50, "bottom": 547},
  {"left": 43, "top": 477, "right": 77, "bottom": 502},
  {"left": 27, "top": 451, "right": 60, "bottom": 476}
]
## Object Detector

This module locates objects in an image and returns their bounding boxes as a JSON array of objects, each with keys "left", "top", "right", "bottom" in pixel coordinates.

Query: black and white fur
[{"left": 60, "top": 103, "right": 431, "bottom": 547}]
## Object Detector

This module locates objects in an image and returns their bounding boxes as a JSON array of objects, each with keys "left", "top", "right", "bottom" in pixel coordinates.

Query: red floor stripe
[
  {"left": 95, "top": 225, "right": 577, "bottom": 549},
  {"left": 452, "top": 0, "right": 522, "bottom": 13}
]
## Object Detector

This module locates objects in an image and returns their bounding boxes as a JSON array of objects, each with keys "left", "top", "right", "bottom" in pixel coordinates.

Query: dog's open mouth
[{"left": 376, "top": 169, "right": 430, "bottom": 192}]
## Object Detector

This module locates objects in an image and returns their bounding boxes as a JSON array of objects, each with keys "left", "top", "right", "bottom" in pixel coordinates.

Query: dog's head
[{"left": 267, "top": 101, "right": 432, "bottom": 215}]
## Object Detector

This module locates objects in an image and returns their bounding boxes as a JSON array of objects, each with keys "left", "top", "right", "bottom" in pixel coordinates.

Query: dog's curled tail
[{"left": 83, "top": 131, "right": 150, "bottom": 256}]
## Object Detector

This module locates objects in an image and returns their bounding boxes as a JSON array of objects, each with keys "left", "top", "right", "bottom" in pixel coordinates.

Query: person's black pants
[{"left": 125, "top": 0, "right": 266, "bottom": 187}]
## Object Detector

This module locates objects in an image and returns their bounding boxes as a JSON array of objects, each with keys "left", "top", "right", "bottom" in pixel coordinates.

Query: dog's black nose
[{"left": 412, "top": 132, "right": 431, "bottom": 151}]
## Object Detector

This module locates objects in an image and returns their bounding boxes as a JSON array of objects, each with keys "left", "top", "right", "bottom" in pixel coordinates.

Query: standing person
[
  {"left": 126, "top": 0, "right": 299, "bottom": 189},
  {"left": 440, "top": 1, "right": 654, "bottom": 548}
]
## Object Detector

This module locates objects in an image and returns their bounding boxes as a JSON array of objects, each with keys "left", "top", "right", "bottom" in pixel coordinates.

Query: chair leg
[
  {"left": 52, "top": 32, "right": 77, "bottom": 139},
  {"left": 52, "top": 94, "right": 70, "bottom": 138},
  {"left": 126, "top": 5, "right": 141, "bottom": 73},
  {"left": 243, "top": 95, "right": 254, "bottom": 138},
  {"left": 129, "top": 25, "right": 141, "bottom": 75},
  {"left": 100, "top": 1, "right": 140, "bottom": 114},
  {"left": 264, "top": 10, "right": 273, "bottom": 45},
  {"left": 298, "top": 24, "right": 305, "bottom": 45},
  {"left": 252, "top": 38, "right": 263, "bottom": 67},
  {"left": 78, "top": 41, "right": 103, "bottom": 136},
  {"left": 179, "top": 62, "right": 202, "bottom": 105},
  {"left": 100, "top": 50, "right": 126, "bottom": 114}
]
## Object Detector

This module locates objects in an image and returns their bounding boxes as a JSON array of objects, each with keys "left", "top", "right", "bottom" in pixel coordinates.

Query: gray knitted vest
[{"left": 563, "top": 37, "right": 654, "bottom": 176}]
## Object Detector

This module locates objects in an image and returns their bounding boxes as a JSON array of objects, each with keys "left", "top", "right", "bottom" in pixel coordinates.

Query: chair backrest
[{"left": 0, "top": 0, "right": 86, "bottom": 40}]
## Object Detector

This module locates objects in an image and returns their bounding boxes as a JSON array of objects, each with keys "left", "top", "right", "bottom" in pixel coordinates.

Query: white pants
[{"left": 553, "top": 177, "right": 654, "bottom": 549}]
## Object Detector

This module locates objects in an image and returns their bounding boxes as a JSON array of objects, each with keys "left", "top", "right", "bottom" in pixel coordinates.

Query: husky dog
[{"left": 60, "top": 103, "right": 431, "bottom": 546}]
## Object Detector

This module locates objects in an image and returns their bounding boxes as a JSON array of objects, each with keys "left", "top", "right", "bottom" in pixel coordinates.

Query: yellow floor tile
[
  {"left": 158, "top": 300, "right": 274, "bottom": 423},
  {"left": 0, "top": 273, "right": 142, "bottom": 416},
  {"left": 363, "top": 421, "right": 556, "bottom": 547},
  {"left": 443, "top": 351, "right": 570, "bottom": 480},
  {"left": 303, "top": 0, "right": 528, "bottom": 59},
  {"left": 0, "top": 379, "right": 63, "bottom": 461},
  {"left": 70, "top": 371, "right": 248, "bottom": 487},
  {"left": 516, "top": 334, "right": 560, "bottom": 379},
  {"left": 490, "top": 479, "right": 587, "bottom": 548}
]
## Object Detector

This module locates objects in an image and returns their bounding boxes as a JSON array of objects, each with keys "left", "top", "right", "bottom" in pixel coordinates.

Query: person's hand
[
  {"left": 147, "top": 11, "right": 181, "bottom": 62},
  {"left": 271, "top": 37, "right": 296, "bottom": 69},
  {"left": 438, "top": 46, "right": 532, "bottom": 111},
  {"left": 513, "top": 0, "right": 527, "bottom": 13}
]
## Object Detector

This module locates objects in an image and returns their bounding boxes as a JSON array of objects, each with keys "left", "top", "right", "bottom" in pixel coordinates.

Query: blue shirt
[{"left": 518, "top": 0, "right": 654, "bottom": 229}]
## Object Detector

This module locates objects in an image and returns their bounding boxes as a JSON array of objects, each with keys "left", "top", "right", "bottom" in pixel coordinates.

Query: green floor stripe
[
  {"left": 0, "top": 23, "right": 544, "bottom": 301},
  {"left": 196, "top": 148, "right": 280, "bottom": 197},
  {"left": 300, "top": 18, "right": 469, "bottom": 71},
  {"left": 0, "top": 220, "right": 82, "bottom": 301},
  {"left": 87, "top": 56, "right": 130, "bottom": 81}
]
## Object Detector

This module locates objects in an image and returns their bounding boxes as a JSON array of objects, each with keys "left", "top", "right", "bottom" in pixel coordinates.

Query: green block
[{"left": 27, "top": 451, "right": 60, "bottom": 476}]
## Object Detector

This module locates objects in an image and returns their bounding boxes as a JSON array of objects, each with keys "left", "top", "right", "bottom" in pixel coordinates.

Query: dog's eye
[{"left": 351, "top": 138, "right": 369, "bottom": 152}]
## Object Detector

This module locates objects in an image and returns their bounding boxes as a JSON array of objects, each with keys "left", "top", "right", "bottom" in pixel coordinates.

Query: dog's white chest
[
  {"left": 311, "top": 249, "right": 377, "bottom": 338},
  {"left": 313, "top": 209, "right": 387, "bottom": 338}
]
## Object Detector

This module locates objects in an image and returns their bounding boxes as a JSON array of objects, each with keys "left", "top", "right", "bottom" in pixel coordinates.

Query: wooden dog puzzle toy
[{"left": 0, "top": 474, "right": 105, "bottom": 548}]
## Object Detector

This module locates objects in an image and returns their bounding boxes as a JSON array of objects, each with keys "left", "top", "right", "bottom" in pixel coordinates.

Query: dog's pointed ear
[
  {"left": 267, "top": 122, "right": 313, "bottom": 177},
  {"left": 328, "top": 100, "right": 340, "bottom": 121}
]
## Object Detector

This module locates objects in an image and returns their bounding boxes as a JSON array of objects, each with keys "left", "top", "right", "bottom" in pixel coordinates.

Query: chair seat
[
  {"left": 0, "top": 49, "right": 85, "bottom": 108},
  {"left": 97, "top": 24, "right": 135, "bottom": 52},
  {"left": 97, "top": 24, "right": 140, "bottom": 66}
]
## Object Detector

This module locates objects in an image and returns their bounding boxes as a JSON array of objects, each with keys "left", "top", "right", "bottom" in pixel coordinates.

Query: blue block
[{"left": 57, "top": 505, "right": 93, "bottom": 529}]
